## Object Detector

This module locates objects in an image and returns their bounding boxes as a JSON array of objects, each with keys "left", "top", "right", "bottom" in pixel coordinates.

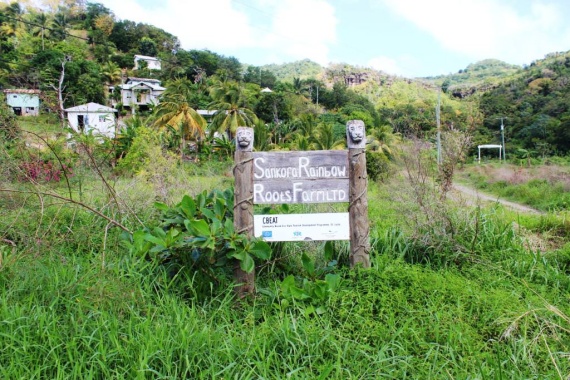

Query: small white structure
[
  {"left": 134, "top": 55, "right": 161, "bottom": 71},
  {"left": 478, "top": 144, "right": 503, "bottom": 163},
  {"left": 111, "top": 77, "right": 165, "bottom": 112},
  {"left": 3, "top": 89, "right": 41, "bottom": 116},
  {"left": 64, "top": 102, "right": 118, "bottom": 138}
]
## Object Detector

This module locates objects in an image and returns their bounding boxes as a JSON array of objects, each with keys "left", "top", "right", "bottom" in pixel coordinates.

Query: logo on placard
[
  {"left": 293, "top": 231, "right": 302, "bottom": 237},
  {"left": 262, "top": 231, "right": 273, "bottom": 238}
]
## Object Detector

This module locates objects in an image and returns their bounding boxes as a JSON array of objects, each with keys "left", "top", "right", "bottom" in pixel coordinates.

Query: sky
[{"left": 94, "top": 0, "right": 570, "bottom": 78}]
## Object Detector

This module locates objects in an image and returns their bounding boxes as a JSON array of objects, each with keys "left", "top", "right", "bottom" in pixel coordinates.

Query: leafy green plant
[
  {"left": 271, "top": 241, "right": 341, "bottom": 316},
  {"left": 122, "top": 188, "right": 272, "bottom": 282}
]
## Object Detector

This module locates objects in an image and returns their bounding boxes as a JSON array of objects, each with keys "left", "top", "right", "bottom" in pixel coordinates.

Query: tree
[
  {"left": 139, "top": 36, "right": 157, "bottom": 56},
  {"left": 31, "top": 12, "right": 51, "bottom": 51},
  {"left": 312, "top": 123, "right": 345, "bottom": 150},
  {"left": 101, "top": 61, "right": 121, "bottom": 85},
  {"left": 243, "top": 66, "right": 277, "bottom": 88},
  {"left": 51, "top": 12, "right": 69, "bottom": 41},
  {"left": 153, "top": 78, "right": 207, "bottom": 161},
  {"left": 208, "top": 81, "right": 258, "bottom": 139}
]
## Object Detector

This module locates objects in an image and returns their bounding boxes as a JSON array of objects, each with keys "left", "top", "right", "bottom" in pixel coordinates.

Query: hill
[
  {"left": 479, "top": 51, "right": 570, "bottom": 154},
  {"left": 260, "top": 59, "right": 324, "bottom": 82},
  {"left": 422, "top": 59, "right": 521, "bottom": 98}
]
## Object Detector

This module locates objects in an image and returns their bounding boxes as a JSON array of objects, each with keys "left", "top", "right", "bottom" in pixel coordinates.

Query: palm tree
[
  {"left": 312, "top": 123, "right": 345, "bottom": 150},
  {"left": 208, "top": 80, "right": 258, "bottom": 139},
  {"left": 366, "top": 125, "right": 400, "bottom": 160},
  {"left": 51, "top": 12, "right": 68, "bottom": 41},
  {"left": 289, "top": 134, "right": 311, "bottom": 151},
  {"left": 31, "top": 12, "right": 50, "bottom": 50},
  {"left": 153, "top": 78, "right": 206, "bottom": 161},
  {"left": 101, "top": 62, "right": 121, "bottom": 85}
]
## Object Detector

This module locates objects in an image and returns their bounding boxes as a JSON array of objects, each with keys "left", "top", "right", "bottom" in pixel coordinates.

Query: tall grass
[{"left": 1, "top": 140, "right": 569, "bottom": 378}]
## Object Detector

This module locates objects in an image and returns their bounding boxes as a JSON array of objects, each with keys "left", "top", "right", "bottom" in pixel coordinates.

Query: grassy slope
[{"left": 1, "top": 161, "right": 569, "bottom": 378}]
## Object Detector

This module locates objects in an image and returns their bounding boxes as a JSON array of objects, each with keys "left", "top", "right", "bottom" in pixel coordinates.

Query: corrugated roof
[
  {"left": 64, "top": 102, "right": 117, "bottom": 113},
  {"left": 119, "top": 82, "right": 165, "bottom": 91},
  {"left": 3, "top": 89, "right": 41, "bottom": 94},
  {"left": 134, "top": 55, "right": 159, "bottom": 61},
  {"left": 125, "top": 77, "right": 161, "bottom": 84}
]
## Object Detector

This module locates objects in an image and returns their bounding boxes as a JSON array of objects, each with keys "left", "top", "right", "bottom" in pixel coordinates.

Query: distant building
[
  {"left": 134, "top": 55, "right": 161, "bottom": 71},
  {"left": 197, "top": 110, "right": 217, "bottom": 123},
  {"left": 2, "top": 89, "right": 41, "bottom": 116},
  {"left": 110, "top": 77, "right": 165, "bottom": 113},
  {"left": 64, "top": 102, "right": 118, "bottom": 138}
]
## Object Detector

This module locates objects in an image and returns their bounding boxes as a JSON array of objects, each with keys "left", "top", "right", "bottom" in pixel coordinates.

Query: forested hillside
[
  {"left": 1, "top": 1, "right": 569, "bottom": 158},
  {"left": 479, "top": 52, "right": 570, "bottom": 155}
]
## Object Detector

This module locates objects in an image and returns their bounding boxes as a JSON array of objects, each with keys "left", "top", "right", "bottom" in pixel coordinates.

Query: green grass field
[{"left": 1, "top": 136, "right": 569, "bottom": 379}]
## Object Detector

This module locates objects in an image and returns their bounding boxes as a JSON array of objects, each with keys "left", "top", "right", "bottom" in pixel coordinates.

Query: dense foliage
[{"left": 479, "top": 52, "right": 570, "bottom": 155}]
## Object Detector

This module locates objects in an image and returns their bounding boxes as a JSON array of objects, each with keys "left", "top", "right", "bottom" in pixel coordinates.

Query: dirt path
[{"left": 451, "top": 183, "right": 544, "bottom": 214}]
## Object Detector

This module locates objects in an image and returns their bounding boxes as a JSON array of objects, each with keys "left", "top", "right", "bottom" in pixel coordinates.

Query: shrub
[
  {"left": 122, "top": 188, "right": 271, "bottom": 298},
  {"left": 366, "top": 150, "right": 392, "bottom": 182}
]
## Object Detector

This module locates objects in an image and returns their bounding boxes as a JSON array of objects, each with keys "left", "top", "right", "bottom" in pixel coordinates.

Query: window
[{"left": 98, "top": 115, "right": 107, "bottom": 122}]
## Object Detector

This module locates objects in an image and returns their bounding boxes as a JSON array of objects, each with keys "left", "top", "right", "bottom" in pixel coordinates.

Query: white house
[
  {"left": 134, "top": 55, "right": 161, "bottom": 71},
  {"left": 3, "top": 89, "right": 41, "bottom": 116},
  {"left": 111, "top": 77, "right": 165, "bottom": 112},
  {"left": 64, "top": 102, "right": 118, "bottom": 138}
]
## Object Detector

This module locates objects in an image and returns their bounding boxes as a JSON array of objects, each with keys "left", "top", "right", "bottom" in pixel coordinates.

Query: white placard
[{"left": 254, "top": 213, "right": 350, "bottom": 242}]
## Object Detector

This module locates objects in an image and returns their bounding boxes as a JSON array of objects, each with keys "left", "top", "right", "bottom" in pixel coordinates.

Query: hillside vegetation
[{"left": 1, "top": 2, "right": 570, "bottom": 378}]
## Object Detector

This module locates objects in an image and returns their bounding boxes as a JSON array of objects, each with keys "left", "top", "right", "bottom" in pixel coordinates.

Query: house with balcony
[
  {"left": 3, "top": 89, "right": 41, "bottom": 116},
  {"left": 110, "top": 77, "right": 165, "bottom": 114}
]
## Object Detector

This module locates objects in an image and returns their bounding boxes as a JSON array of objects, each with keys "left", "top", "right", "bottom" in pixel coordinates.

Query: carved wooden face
[
  {"left": 348, "top": 122, "right": 364, "bottom": 143},
  {"left": 237, "top": 128, "right": 253, "bottom": 148}
]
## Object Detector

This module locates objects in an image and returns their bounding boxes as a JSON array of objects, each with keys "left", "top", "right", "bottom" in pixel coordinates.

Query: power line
[{"left": 3, "top": 15, "right": 90, "bottom": 42}]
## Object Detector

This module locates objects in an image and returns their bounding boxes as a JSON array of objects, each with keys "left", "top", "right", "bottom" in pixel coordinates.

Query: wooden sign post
[
  {"left": 233, "top": 120, "right": 371, "bottom": 295},
  {"left": 347, "top": 120, "right": 371, "bottom": 268},
  {"left": 233, "top": 127, "right": 255, "bottom": 296}
]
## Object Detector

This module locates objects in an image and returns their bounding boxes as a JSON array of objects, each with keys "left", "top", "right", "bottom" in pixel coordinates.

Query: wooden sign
[
  {"left": 252, "top": 150, "right": 349, "bottom": 205},
  {"left": 254, "top": 213, "right": 350, "bottom": 242},
  {"left": 232, "top": 121, "right": 371, "bottom": 298}
]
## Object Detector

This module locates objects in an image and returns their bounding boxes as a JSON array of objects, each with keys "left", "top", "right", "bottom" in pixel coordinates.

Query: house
[
  {"left": 64, "top": 102, "right": 118, "bottom": 138},
  {"left": 197, "top": 110, "right": 217, "bottom": 123},
  {"left": 134, "top": 55, "right": 161, "bottom": 71},
  {"left": 111, "top": 77, "right": 165, "bottom": 113},
  {"left": 2, "top": 89, "right": 41, "bottom": 116}
]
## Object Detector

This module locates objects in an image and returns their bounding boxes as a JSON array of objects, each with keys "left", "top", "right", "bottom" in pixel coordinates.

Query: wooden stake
[
  {"left": 233, "top": 127, "right": 255, "bottom": 296},
  {"left": 347, "top": 120, "right": 371, "bottom": 268}
]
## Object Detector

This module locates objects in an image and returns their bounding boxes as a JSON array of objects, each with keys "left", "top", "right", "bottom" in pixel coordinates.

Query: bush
[
  {"left": 0, "top": 97, "right": 21, "bottom": 147},
  {"left": 366, "top": 150, "right": 392, "bottom": 182}
]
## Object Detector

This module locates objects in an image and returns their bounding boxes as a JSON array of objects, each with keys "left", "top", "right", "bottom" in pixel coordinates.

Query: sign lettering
[{"left": 252, "top": 151, "right": 349, "bottom": 205}]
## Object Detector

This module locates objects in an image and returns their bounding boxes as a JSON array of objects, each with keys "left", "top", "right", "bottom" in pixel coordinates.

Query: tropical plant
[
  {"left": 101, "top": 61, "right": 121, "bottom": 85},
  {"left": 312, "top": 123, "right": 345, "bottom": 150},
  {"left": 153, "top": 78, "right": 206, "bottom": 160},
  {"left": 123, "top": 189, "right": 272, "bottom": 281},
  {"left": 30, "top": 12, "right": 50, "bottom": 50},
  {"left": 51, "top": 12, "right": 68, "bottom": 41},
  {"left": 208, "top": 80, "right": 258, "bottom": 139},
  {"left": 366, "top": 125, "right": 400, "bottom": 160}
]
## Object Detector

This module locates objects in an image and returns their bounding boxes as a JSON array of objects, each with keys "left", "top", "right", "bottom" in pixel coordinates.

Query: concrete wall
[{"left": 66, "top": 111, "right": 116, "bottom": 138}]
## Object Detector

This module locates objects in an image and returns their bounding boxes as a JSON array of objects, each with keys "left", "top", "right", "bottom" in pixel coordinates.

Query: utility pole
[
  {"left": 436, "top": 90, "right": 441, "bottom": 165},
  {"left": 497, "top": 117, "right": 507, "bottom": 162},
  {"left": 316, "top": 86, "right": 319, "bottom": 106}
]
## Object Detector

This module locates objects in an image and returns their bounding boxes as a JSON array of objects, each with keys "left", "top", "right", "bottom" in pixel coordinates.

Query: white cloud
[
  {"left": 100, "top": 0, "right": 257, "bottom": 51},
  {"left": 99, "top": 0, "right": 338, "bottom": 65},
  {"left": 264, "top": 0, "right": 337, "bottom": 65},
  {"left": 378, "top": 0, "right": 570, "bottom": 65}
]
